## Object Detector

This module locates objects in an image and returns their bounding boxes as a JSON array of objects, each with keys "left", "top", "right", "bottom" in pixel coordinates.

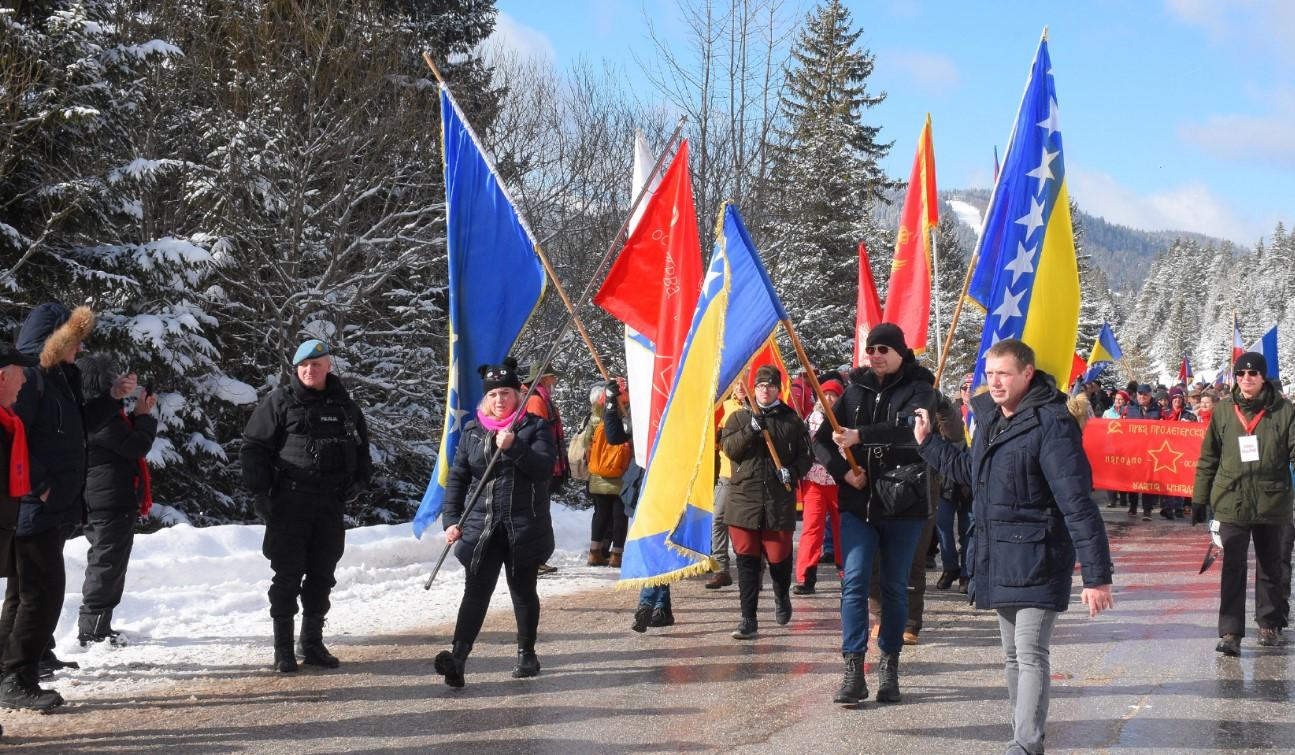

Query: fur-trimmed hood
[{"left": 16, "top": 303, "right": 95, "bottom": 369}]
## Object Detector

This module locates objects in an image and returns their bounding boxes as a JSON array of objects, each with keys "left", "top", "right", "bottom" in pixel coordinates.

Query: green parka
[{"left": 1192, "top": 379, "right": 1295, "bottom": 526}]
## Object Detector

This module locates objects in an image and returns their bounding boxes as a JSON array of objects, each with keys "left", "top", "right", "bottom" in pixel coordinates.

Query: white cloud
[
  {"left": 1177, "top": 84, "right": 1295, "bottom": 168},
  {"left": 1066, "top": 164, "right": 1257, "bottom": 244},
  {"left": 1164, "top": 0, "right": 1295, "bottom": 64},
  {"left": 480, "top": 12, "right": 555, "bottom": 64},
  {"left": 881, "top": 49, "right": 960, "bottom": 95}
]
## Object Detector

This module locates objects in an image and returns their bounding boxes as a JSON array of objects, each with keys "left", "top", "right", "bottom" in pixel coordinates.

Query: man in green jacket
[{"left": 1192, "top": 351, "right": 1295, "bottom": 656}]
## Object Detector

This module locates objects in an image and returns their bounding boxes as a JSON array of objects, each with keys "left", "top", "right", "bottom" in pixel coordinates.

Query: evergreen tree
[{"left": 764, "top": 0, "right": 895, "bottom": 367}]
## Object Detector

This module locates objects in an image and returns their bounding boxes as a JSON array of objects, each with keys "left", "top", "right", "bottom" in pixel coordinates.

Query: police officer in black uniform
[{"left": 241, "top": 339, "right": 372, "bottom": 672}]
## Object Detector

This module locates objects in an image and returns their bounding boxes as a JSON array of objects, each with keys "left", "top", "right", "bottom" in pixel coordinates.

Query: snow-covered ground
[
  {"left": 44, "top": 506, "right": 616, "bottom": 699},
  {"left": 946, "top": 198, "right": 984, "bottom": 235}
]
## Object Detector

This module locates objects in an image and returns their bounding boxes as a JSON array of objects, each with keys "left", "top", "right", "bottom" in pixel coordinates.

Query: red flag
[
  {"left": 853, "top": 241, "right": 883, "bottom": 368},
  {"left": 1083, "top": 418, "right": 1205, "bottom": 496},
  {"left": 882, "top": 115, "right": 937, "bottom": 354},
  {"left": 1069, "top": 351, "right": 1086, "bottom": 387},
  {"left": 595, "top": 141, "right": 702, "bottom": 449}
]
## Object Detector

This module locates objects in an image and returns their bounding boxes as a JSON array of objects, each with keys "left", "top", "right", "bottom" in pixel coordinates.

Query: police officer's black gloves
[
  {"left": 1191, "top": 503, "right": 1208, "bottom": 525},
  {"left": 254, "top": 494, "right": 273, "bottom": 522},
  {"left": 749, "top": 413, "right": 766, "bottom": 433}
]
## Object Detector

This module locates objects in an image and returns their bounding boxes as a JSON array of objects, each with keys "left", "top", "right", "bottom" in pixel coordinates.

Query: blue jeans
[
  {"left": 639, "top": 585, "right": 670, "bottom": 609},
  {"left": 936, "top": 496, "right": 972, "bottom": 574},
  {"left": 839, "top": 512, "right": 926, "bottom": 655}
]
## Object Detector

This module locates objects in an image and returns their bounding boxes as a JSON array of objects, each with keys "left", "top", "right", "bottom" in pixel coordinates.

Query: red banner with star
[{"left": 1082, "top": 418, "right": 1206, "bottom": 496}]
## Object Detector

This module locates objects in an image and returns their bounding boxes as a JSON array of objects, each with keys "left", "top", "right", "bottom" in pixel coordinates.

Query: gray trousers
[
  {"left": 80, "top": 510, "right": 137, "bottom": 632},
  {"left": 997, "top": 606, "right": 1058, "bottom": 755},
  {"left": 711, "top": 478, "right": 732, "bottom": 571}
]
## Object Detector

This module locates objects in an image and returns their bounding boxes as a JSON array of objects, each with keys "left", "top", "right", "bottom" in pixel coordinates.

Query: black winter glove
[
  {"left": 776, "top": 467, "right": 792, "bottom": 486},
  {"left": 254, "top": 494, "right": 273, "bottom": 523},
  {"left": 603, "top": 380, "right": 622, "bottom": 403},
  {"left": 1191, "top": 503, "right": 1208, "bottom": 525},
  {"left": 749, "top": 413, "right": 766, "bottom": 433}
]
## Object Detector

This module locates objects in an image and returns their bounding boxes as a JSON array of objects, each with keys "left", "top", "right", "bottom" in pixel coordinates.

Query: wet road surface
[{"left": 8, "top": 508, "right": 1295, "bottom": 753}]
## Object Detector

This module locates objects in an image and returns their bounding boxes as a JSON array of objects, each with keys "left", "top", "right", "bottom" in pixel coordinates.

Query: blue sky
[{"left": 492, "top": 0, "right": 1294, "bottom": 246}]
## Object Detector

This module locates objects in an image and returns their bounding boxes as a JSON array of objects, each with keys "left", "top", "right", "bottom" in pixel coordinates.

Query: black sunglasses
[
  {"left": 864, "top": 345, "right": 892, "bottom": 355},
  {"left": 1236, "top": 369, "right": 1262, "bottom": 378}
]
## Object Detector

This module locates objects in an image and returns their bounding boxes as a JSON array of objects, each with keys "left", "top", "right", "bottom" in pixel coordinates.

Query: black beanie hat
[
  {"left": 1235, "top": 351, "right": 1267, "bottom": 376},
  {"left": 479, "top": 357, "right": 522, "bottom": 392},
  {"left": 866, "top": 323, "right": 911, "bottom": 360},
  {"left": 754, "top": 364, "right": 783, "bottom": 387}
]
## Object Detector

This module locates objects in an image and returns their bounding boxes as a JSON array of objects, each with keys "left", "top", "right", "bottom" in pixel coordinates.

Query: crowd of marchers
[{"left": 1, "top": 301, "right": 1292, "bottom": 755}]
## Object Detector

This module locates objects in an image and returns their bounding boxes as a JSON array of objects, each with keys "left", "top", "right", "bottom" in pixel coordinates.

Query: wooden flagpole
[{"left": 779, "top": 319, "right": 864, "bottom": 476}]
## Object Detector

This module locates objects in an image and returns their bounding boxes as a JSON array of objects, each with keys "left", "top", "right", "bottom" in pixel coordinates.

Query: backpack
[
  {"left": 567, "top": 414, "right": 592, "bottom": 482},
  {"left": 587, "top": 422, "right": 632, "bottom": 479}
]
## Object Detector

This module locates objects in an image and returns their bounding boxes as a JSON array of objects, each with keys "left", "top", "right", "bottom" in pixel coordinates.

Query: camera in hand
[{"left": 899, "top": 414, "right": 918, "bottom": 428}]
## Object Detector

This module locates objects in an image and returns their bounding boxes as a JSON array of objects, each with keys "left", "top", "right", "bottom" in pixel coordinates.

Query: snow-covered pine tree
[{"left": 764, "top": 0, "right": 895, "bottom": 368}]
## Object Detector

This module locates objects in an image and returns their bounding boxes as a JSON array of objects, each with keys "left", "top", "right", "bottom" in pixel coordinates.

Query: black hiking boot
[
  {"left": 731, "top": 617, "right": 758, "bottom": 640},
  {"left": 0, "top": 671, "right": 63, "bottom": 712},
  {"left": 649, "top": 606, "right": 674, "bottom": 628},
  {"left": 434, "top": 641, "right": 471, "bottom": 688},
  {"left": 273, "top": 617, "right": 298, "bottom": 672},
  {"left": 298, "top": 615, "right": 340, "bottom": 668},
  {"left": 631, "top": 604, "right": 653, "bottom": 633},
  {"left": 832, "top": 652, "right": 868, "bottom": 705},
  {"left": 935, "top": 569, "right": 959, "bottom": 590},
  {"left": 1216, "top": 634, "right": 1241, "bottom": 656},
  {"left": 876, "top": 652, "right": 901, "bottom": 703},
  {"left": 512, "top": 648, "right": 541, "bottom": 678}
]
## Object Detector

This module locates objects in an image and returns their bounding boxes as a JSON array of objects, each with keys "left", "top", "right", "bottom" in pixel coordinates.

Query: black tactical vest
[{"left": 277, "top": 389, "right": 360, "bottom": 488}]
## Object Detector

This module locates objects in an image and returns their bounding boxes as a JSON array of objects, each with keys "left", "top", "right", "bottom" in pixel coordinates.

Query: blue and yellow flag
[
  {"left": 412, "top": 87, "right": 546, "bottom": 538},
  {"left": 1083, "top": 322, "right": 1123, "bottom": 382},
  {"left": 968, "top": 33, "right": 1079, "bottom": 385},
  {"left": 619, "top": 204, "right": 785, "bottom": 587}
]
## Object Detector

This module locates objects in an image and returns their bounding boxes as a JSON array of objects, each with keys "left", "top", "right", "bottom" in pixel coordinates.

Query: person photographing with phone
[{"left": 913, "top": 338, "right": 1113, "bottom": 755}]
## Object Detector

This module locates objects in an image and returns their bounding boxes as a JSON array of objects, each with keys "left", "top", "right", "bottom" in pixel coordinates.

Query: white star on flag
[
  {"left": 1026, "top": 147, "right": 1058, "bottom": 188},
  {"left": 1015, "top": 196, "right": 1046, "bottom": 238},
  {"left": 1004, "top": 242, "right": 1036, "bottom": 286},
  {"left": 702, "top": 265, "right": 723, "bottom": 294},
  {"left": 1037, "top": 97, "right": 1061, "bottom": 139},
  {"left": 447, "top": 405, "right": 469, "bottom": 434},
  {"left": 992, "top": 287, "right": 1026, "bottom": 327}
]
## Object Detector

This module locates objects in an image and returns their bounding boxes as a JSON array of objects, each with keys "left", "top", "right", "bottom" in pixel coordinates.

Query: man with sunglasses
[{"left": 1192, "top": 351, "right": 1295, "bottom": 656}]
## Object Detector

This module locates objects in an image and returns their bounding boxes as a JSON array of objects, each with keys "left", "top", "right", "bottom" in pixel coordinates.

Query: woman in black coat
[
  {"left": 76, "top": 355, "right": 157, "bottom": 646},
  {"left": 435, "top": 358, "right": 556, "bottom": 689}
]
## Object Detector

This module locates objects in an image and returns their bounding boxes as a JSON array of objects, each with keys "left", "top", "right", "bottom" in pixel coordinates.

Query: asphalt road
[{"left": 8, "top": 508, "right": 1295, "bottom": 754}]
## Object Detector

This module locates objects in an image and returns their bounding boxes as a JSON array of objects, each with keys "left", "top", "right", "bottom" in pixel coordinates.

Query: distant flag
[
  {"left": 413, "top": 86, "right": 546, "bottom": 538},
  {"left": 619, "top": 203, "right": 788, "bottom": 587},
  {"left": 1213, "top": 367, "right": 1228, "bottom": 387},
  {"left": 1083, "top": 321, "right": 1123, "bottom": 383},
  {"left": 852, "top": 240, "right": 883, "bottom": 368},
  {"left": 1246, "top": 325, "right": 1280, "bottom": 378},
  {"left": 1232, "top": 316, "right": 1245, "bottom": 365},
  {"left": 993, "top": 145, "right": 1001, "bottom": 184},
  {"left": 1069, "top": 351, "right": 1087, "bottom": 387},
  {"left": 1177, "top": 355, "right": 1193, "bottom": 386},
  {"left": 967, "top": 33, "right": 1080, "bottom": 386},
  {"left": 595, "top": 141, "right": 703, "bottom": 454},
  {"left": 882, "top": 114, "right": 938, "bottom": 354},
  {"left": 623, "top": 130, "right": 663, "bottom": 467}
]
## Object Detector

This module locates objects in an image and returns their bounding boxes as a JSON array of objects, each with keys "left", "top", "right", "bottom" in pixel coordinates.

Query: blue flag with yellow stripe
[
  {"left": 412, "top": 87, "right": 546, "bottom": 538},
  {"left": 1083, "top": 322, "right": 1123, "bottom": 382},
  {"left": 968, "top": 34, "right": 1079, "bottom": 385},
  {"left": 619, "top": 204, "right": 785, "bottom": 587}
]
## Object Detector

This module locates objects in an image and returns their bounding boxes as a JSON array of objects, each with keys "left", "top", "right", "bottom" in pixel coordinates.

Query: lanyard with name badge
[{"left": 1233, "top": 404, "right": 1264, "bottom": 463}]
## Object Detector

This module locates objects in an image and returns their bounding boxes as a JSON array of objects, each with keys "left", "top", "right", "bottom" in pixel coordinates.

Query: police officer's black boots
[
  {"left": 298, "top": 614, "right": 340, "bottom": 668},
  {"left": 273, "top": 617, "right": 298, "bottom": 673},
  {"left": 434, "top": 641, "right": 471, "bottom": 688}
]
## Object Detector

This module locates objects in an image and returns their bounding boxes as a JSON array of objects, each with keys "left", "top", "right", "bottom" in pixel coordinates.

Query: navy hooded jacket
[
  {"left": 918, "top": 370, "right": 1114, "bottom": 612},
  {"left": 12, "top": 304, "right": 120, "bottom": 535}
]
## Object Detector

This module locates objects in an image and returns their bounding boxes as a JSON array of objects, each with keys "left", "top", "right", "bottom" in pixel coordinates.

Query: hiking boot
[
  {"left": 902, "top": 631, "right": 919, "bottom": 646},
  {"left": 0, "top": 672, "right": 62, "bottom": 712},
  {"left": 1216, "top": 634, "right": 1241, "bottom": 657},
  {"left": 298, "top": 614, "right": 340, "bottom": 668},
  {"left": 608, "top": 552, "right": 622, "bottom": 568},
  {"left": 273, "top": 617, "right": 298, "bottom": 673},
  {"left": 587, "top": 549, "right": 608, "bottom": 567},
  {"left": 792, "top": 583, "right": 816, "bottom": 595},
  {"left": 649, "top": 606, "right": 674, "bottom": 628},
  {"left": 434, "top": 641, "right": 471, "bottom": 688},
  {"left": 1258, "top": 627, "right": 1283, "bottom": 647},
  {"left": 731, "top": 617, "right": 758, "bottom": 640},
  {"left": 958, "top": 576, "right": 969, "bottom": 594},
  {"left": 875, "top": 652, "right": 901, "bottom": 702},
  {"left": 37, "top": 647, "right": 78, "bottom": 680},
  {"left": 631, "top": 604, "right": 653, "bottom": 633},
  {"left": 1159, "top": 508, "right": 1173, "bottom": 520},
  {"left": 536, "top": 563, "right": 558, "bottom": 576},
  {"left": 512, "top": 648, "right": 541, "bottom": 678},
  {"left": 935, "top": 569, "right": 959, "bottom": 590},
  {"left": 832, "top": 652, "right": 868, "bottom": 705},
  {"left": 704, "top": 571, "right": 732, "bottom": 589}
]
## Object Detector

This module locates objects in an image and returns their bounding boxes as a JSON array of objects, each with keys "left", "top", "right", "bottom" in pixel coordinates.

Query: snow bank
[
  {"left": 947, "top": 198, "right": 984, "bottom": 235},
  {"left": 46, "top": 505, "right": 613, "bottom": 698}
]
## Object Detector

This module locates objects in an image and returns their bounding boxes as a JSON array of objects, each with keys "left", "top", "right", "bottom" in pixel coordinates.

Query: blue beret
[{"left": 293, "top": 339, "right": 329, "bottom": 366}]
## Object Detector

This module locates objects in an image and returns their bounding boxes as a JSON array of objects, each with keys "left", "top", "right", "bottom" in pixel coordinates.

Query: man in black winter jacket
[
  {"left": 241, "top": 339, "right": 371, "bottom": 673},
  {"left": 2, "top": 304, "right": 133, "bottom": 710},
  {"left": 915, "top": 339, "right": 1114, "bottom": 755}
]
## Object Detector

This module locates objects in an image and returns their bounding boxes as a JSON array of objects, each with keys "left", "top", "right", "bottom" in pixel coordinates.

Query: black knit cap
[
  {"left": 866, "top": 323, "right": 911, "bottom": 359},
  {"left": 0, "top": 343, "right": 36, "bottom": 369},
  {"left": 1235, "top": 351, "right": 1267, "bottom": 376},
  {"left": 479, "top": 357, "right": 522, "bottom": 392},
  {"left": 754, "top": 364, "right": 783, "bottom": 387}
]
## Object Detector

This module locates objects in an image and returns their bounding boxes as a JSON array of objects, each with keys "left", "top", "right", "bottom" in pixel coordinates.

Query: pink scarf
[{"left": 476, "top": 408, "right": 523, "bottom": 433}]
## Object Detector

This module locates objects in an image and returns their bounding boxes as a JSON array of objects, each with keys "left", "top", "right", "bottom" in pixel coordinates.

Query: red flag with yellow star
[{"left": 882, "top": 115, "right": 937, "bottom": 354}]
